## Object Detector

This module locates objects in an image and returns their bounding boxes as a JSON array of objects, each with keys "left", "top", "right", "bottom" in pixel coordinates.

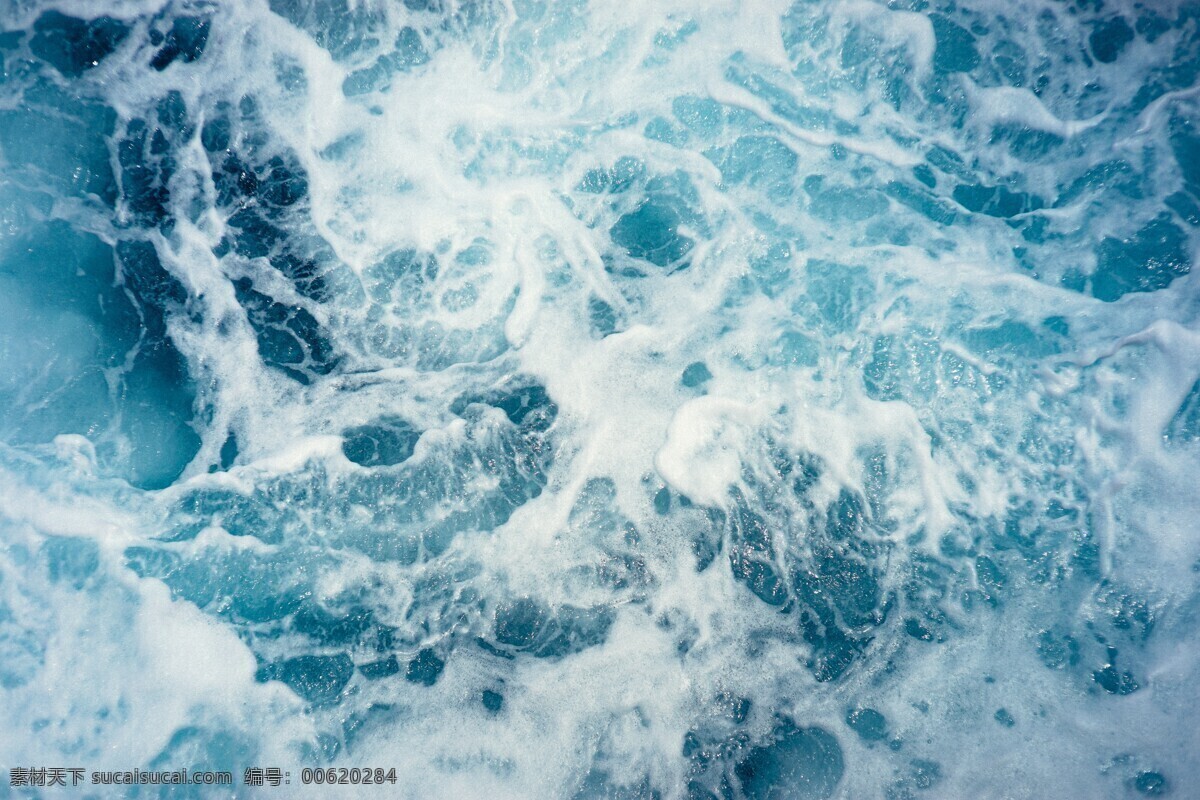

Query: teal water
[{"left": 1, "top": 1, "right": 1199, "bottom": 797}]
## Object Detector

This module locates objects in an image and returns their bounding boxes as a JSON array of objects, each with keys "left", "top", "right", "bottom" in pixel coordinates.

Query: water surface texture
[{"left": 2, "top": 0, "right": 1200, "bottom": 797}]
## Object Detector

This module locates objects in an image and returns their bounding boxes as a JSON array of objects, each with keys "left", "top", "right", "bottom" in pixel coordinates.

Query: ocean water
[{"left": 1, "top": 0, "right": 1199, "bottom": 797}]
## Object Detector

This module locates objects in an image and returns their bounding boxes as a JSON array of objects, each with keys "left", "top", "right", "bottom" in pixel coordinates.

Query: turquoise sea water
[{"left": 1, "top": 1, "right": 1200, "bottom": 797}]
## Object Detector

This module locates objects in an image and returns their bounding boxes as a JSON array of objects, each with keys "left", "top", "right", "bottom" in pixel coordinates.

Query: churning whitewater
[{"left": 1, "top": 0, "right": 1200, "bottom": 797}]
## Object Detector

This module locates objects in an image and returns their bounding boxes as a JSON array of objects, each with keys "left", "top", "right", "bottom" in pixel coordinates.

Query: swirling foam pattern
[{"left": 1, "top": 0, "right": 1199, "bottom": 797}]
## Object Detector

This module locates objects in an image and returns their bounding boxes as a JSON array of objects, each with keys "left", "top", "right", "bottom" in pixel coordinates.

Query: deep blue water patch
[{"left": 29, "top": 11, "right": 129, "bottom": 77}]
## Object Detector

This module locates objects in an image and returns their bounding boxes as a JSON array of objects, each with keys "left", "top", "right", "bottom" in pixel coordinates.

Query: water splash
[{"left": 2, "top": 0, "right": 1199, "bottom": 797}]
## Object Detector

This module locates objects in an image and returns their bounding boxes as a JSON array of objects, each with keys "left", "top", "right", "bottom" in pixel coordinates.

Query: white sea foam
[{"left": 1, "top": 0, "right": 1198, "bottom": 797}]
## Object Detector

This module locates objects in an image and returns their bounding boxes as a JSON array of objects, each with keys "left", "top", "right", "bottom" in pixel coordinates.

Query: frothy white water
[{"left": 1, "top": 0, "right": 1199, "bottom": 797}]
